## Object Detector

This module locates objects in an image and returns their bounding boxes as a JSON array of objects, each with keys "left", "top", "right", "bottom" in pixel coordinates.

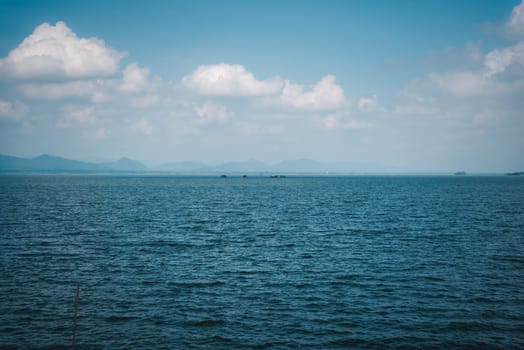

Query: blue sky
[{"left": 0, "top": 0, "right": 523, "bottom": 171}]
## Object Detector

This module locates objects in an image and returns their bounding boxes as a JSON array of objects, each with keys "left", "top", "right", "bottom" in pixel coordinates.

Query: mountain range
[
  {"left": 0, "top": 153, "right": 406, "bottom": 174},
  {"left": 0, "top": 154, "right": 144, "bottom": 173}
]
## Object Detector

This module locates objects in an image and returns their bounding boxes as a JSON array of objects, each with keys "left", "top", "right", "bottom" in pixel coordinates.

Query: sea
[{"left": 0, "top": 175, "right": 523, "bottom": 349}]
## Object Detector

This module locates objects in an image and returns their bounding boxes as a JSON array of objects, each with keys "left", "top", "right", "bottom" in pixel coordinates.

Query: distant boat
[
  {"left": 242, "top": 175, "right": 247, "bottom": 178},
  {"left": 220, "top": 174, "right": 227, "bottom": 178},
  {"left": 505, "top": 172, "right": 522, "bottom": 176},
  {"left": 454, "top": 171, "right": 467, "bottom": 176},
  {"left": 270, "top": 175, "right": 286, "bottom": 178}
]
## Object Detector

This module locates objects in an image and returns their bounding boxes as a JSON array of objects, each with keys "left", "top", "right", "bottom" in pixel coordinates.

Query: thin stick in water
[{"left": 72, "top": 284, "right": 80, "bottom": 348}]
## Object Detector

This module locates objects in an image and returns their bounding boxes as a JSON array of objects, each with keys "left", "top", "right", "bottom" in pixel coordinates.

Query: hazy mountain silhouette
[
  {"left": 213, "top": 159, "right": 268, "bottom": 172},
  {"left": 157, "top": 161, "right": 211, "bottom": 172},
  {"left": 0, "top": 154, "right": 146, "bottom": 173},
  {"left": 0, "top": 153, "right": 408, "bottom": 174},
  {"left": 272, "top": 159, "right": 327, "bottom": 173},
  {"left": 101, "top": 157, "right": 148, "bottom": 172},
  {"left": 0, "top": 154, "right": 104, "bottom": 172}
]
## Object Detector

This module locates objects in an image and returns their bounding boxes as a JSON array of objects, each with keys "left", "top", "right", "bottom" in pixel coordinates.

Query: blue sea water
[{"left": 0, "top": 175, "right": 523, "bottom": 349}]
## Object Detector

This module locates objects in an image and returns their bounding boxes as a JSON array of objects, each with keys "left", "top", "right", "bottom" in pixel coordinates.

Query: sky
[{"left": 0, "top": 0, "right": 523, "bottom": 172}]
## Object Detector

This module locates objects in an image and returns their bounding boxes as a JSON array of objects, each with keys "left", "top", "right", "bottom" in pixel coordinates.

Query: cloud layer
[
  {"left": 0, "top": 100, "right": 28, "bottom": 119},
  {"left": 0, "top": 21, "right": 125, "bottom": 80},
  {"left": 1, "top": 1, "right": 523, "bottom": 172},
  {"left": 507, "top": 0, "right": 524, "bottom": 37},
  {"left": 182, "top": 63, "right": 283, "bottom": 96},
  {"left": 183, "top": 64, "right": 347, "bottom": 111},
  {"left": 428, "top": 41, "right": 524, "bottom": 97},
  {"left": 0, "top": 21, "right": 357, "bottom": 142},
  {"left": 280, "top": 75, "right": 345, "bottom": 109}
]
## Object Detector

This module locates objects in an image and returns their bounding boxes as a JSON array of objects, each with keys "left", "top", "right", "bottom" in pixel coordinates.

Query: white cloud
[
  {"left": 394, "top": 104, "right": 438, "bottom": 115},
  {"left": 82, "top": 127, "right": 109, "bottom": 141},
  {"left": 472, "top": 111, "right": 497, "bottom": 125},
  {"left": 507, "top": 0, "right": 524, "bottom": 37},
  {"left": 0, "top": 100, "right": 12, "bottom": 116},
  {"left": 182, "top": 63, "right": 283, "bottom": 96},
  {"left": 119, "top": 63, "right": 154, "bottom": 93},
  {"left": 57, "top": 105, "right": 96, "bottom": 128},
  {"left": 236, "top": 121, "right": 283, "bottom": 134},
  {"left": 429, "top": 41, "right": 524, "bottom": 96},
  {"left": 429, "top": 70, "right": 487, "bottom": 96},
  {"left": 0, "top": 100, "right": 28, "bottom": 119},
  {"left": 343, "top": 120, "right": 373, "bottom": 129},
  {"left": 0, "top": 21, "right": 125, "bottom": 80},
  {"left": 182, "top": 65, "right": 347, "bottom": 112},
  {"left": 358, "top": 95, "right": 378, "bottom": 112},
  {"left": 95, "top": 128, "right": 109, "bottom": 140},
  {"left": 314, "top": 113, "right": 372, "bottom": 130},
  {"left": 128, "top": 94, "right": 160, "bottom": 109},
  {"left": 130, "top": 118, "right": 153, "bottom": 135},
  {"left": 484, "top": 41, "right": 524, "bottom": 77},
  {"left": 19, "top": 80, "right": 111, "bottom": 102},
  {"left": 1, "top": 23, "right": 163, "bottom": 109},
  {"left": 16, "top": 62, "right": 159, "bottom": 104},
  {"left": 280, "top": 75, "right": 345, "bottom": 109},
  {"left": 314, "top": 115, "right": 339, "bottom": 129},
  {"left": 194, "top": 101, "right": 230, "bottom": 125}
]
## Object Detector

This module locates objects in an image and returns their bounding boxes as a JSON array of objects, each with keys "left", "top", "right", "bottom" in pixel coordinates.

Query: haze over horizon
[{"left": 1, "top": 0, "right": 524, "bottom": 173}]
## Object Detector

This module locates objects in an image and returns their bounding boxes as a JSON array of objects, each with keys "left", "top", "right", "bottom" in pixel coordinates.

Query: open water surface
[{"left": 0, "top": 175, "right": 523, "bottom": 349}]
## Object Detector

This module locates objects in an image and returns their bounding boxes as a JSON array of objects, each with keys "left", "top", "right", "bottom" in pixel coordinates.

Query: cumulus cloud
[
  {"left": 119, "top": 63, "right": 155, "bottom": 93},
  {"left": 358, "top": 95, "right": 378, "bottom": 112},
  {"left": 0, "top": 100, "right": 12, "bottom": 117},
  {"left": 236, "top": 121, "right": 283, "bottom": 134},
  {"left": 194, "top": 101, "right": 230, "bottom": 125},
  {"left": 343, "top": 120, "right": 373, "bottom": 129},
  {"left": 394, "top": 104, "right": 438, "bottom": 116},
  {"left": 82, "top": 127, "right": 109, "bottom": 141},
  {"left": 0, "top": 21, "right": 357, "bottom": 150},
  {"left": 280, "top": 75, "right": 345, "bottom": 109},
  {"left": 17, "top": 63, "right": 159, "bottom": 104},
  {"left": 19, "top": 80, "right": 110, "bottom": 102},
  {"left": 429, "top": 2, "right": 524, "bottom": 97},
  {"left": 128, "top": 94, "right": 160, "bottom": 108},
  {"left": 429, "top": 41, "right": 524, "bottom": 96},
  {"left": 0, "top": 22, "right": 164, "bottom": 111},
  {"left": 0, "top": 100, "right": 28, "bottom": 119},
  {"left": 57, "top": 105, "right": 96, "bottom": 128},
  {"left": 484, "top": 41, "right": 524, "bottom": 77},
  {"left": 94, "top": 128, "right": 109, "bottom": 141},
  {"left": 314, "top": 113, "right": 372, "bottom": 130},
  {"left": 182, "top": 63, "right": 283, "bottom": 96},
  {"left": 314, "top": 115, "right": 340, "bottom": 129},
  {"left": 130, "top": 118, "right": 153, "bottom": 135},
  {"left": 507, "top": 0, "right": 524, "bottom": 37},
  {"left": 0, "top": 21, "right": 125, "bottom": 80},
  {"left": 429, "top": 70, "right": 487, "bottom": 96}
]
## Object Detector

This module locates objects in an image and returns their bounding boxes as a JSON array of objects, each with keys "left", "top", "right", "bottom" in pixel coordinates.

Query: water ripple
[{"left": 0, "top": 175, "right": 523, "bottom": 349}]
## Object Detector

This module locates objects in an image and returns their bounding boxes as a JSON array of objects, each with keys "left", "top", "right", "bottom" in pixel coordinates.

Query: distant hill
[
  {"left": 0, "top": 154, "right": 104, "bottom": 172},
  {"left": 0, "top": 154, "right": 28, "bottom": 171},
  {"left": 272, "top": 159, "right": 326, "bottom": 173},
  {"left": 157, "top": 161, "right": 211, "bottom": 172},
  {"left": 0, "top": 153, "right": 407, "bottom": 174},
  {"left": 271, "top": 159, "right": 403, "bottom": 173},
  {"left": 101, "top": 157, "right": 148, "bottom": 172},
  {"left": 213, "top": 159, "right": 268, "bottom": 173},
  {"left": 0, "top": 154, "right": 146, "bottom": 173}
]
